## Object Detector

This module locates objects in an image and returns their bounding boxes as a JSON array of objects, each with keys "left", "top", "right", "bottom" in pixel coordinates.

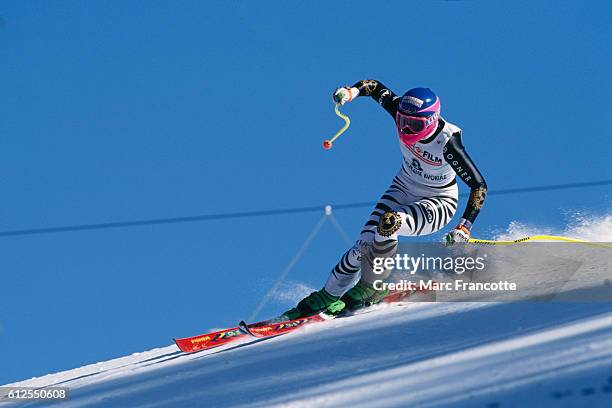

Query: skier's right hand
[{"left": 333, "top": 87, "right": 359, "bottom": 105}]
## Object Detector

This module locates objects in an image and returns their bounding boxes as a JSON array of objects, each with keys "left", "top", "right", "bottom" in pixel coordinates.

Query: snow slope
[
  {"left": 2, "top": 215, "right": 611, "bottom": 407},
  {"left": 2, "top": 300, "right": 612, "bottom": 407}
]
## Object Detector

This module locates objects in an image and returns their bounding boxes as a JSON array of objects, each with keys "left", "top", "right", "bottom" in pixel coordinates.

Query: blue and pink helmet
[{"left": 395, "top": 87, "right": 441, "bottom": 146}]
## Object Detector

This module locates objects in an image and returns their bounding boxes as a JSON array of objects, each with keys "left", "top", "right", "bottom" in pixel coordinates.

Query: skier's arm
[
  {"left": 352, "top": 80, "right": 399, "bottom": 118},
  {"left": 443, "top": 132, "right": 487, "bottom": 229},
  {"left": 333, "top": 80, "right": 399, "bottom": 118}
]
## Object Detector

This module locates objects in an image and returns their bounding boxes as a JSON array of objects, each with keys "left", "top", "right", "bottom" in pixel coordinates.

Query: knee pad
[{"left": 377, "top": 211, "right": 402, "bottom": 237}]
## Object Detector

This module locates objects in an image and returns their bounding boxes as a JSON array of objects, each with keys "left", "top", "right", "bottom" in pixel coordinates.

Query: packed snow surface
[{"left": 3, "top": 301, "right": 612, "bottom": 407}]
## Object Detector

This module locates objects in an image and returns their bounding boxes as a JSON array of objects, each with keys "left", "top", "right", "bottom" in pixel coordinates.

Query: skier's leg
[
  {"left": 283, "top": 240, "right": 364, "bottom": 319},
  {"left": 323, "top": 186, "right": 409, "bottom": 297},
  {"left": 323, "top": 240, "right": 364, "bottom": 297},
  {"left": 344, "top": 191, "right": 458, "bottom": 309},
  {"left": 362, "top": 193, "right": 459, "bottom": 286}
]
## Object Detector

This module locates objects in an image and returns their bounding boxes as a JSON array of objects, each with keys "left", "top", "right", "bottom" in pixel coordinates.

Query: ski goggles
[{"left": 395, "top": 111, "right": 438, "bottom": 134}]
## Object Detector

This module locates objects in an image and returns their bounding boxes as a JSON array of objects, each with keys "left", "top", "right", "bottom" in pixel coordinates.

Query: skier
[{"left": 284, "top": 80, "right": 488, "bottom": 319}]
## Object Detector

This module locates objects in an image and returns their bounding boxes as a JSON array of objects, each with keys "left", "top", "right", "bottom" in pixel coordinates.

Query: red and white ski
[
  {"left": 174, "top": 287, "right": 428, "bottom": 353},
  {"left": 237, "top": 313, "right": 331, "bottom": 338},
  {"left": 174, "top": 326, "right": 247, "bottom": 353}
]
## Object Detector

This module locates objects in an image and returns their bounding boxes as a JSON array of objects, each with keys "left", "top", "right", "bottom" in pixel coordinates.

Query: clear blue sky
[{"left": 1, "top": 1, "right": 610, "bottom": 384}]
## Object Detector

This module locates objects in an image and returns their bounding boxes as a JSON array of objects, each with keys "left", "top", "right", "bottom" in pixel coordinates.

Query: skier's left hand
[{"left": 444, "top": 225, "right": 471, "bottom": 246}]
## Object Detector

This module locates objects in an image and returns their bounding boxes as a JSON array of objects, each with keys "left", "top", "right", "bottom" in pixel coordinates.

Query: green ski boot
[
  {"left": 283, "top": 288, "right": 346, "bottom": 320},
  {"left": 341, "top": 280, "right": 389, "bottom": 311}
]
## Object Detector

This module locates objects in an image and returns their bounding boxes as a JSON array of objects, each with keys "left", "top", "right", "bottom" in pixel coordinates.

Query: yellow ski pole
[
  {"left": 323, "top": 104, "right": 351, "bottom": 150},
  {"left": 469, "top": 235, "right": 612, "bottom": 248}
]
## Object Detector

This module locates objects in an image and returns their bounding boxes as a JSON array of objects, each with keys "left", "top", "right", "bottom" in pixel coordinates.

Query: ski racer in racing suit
[{"left": 285, "top": 80, "right": 487, "bottom": 319}]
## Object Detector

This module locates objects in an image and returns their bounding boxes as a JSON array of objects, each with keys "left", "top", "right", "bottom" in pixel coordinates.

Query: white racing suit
[{"left": 324, "top": 80, "right": 487, "bottom": 296}]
